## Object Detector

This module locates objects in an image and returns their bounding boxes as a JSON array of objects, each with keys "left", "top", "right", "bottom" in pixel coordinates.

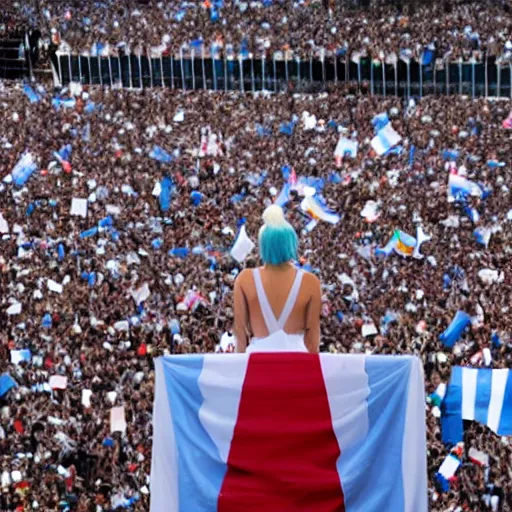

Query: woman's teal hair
[{"left": 258, "top": 205, "right": 298, "bottom": 265}]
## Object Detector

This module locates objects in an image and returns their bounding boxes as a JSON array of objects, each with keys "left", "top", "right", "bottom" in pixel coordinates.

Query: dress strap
[
  {"left": 276, "top": 270, "right": 304, "bottom": 330},
  {"left": 252, "top": 269, "right": 279, "bottom": 334},
  {"left": 252, "top": 269, "right": 304, "bottom": 334}
]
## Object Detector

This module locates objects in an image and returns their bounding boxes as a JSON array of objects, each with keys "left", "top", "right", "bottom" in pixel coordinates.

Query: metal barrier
[
  {"left": 0, "top": 34, "right": 31, "bottom": 80},
  {"left": 55, "top": 52, "right": 512, "bottom": 98}
]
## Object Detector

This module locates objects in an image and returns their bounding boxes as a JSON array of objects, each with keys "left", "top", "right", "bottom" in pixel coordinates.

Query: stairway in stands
[{"left": 0, "top": 37, "right": 29, "bottom": 80}]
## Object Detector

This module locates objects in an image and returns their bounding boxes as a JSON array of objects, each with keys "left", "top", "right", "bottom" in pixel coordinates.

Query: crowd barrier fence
[{"left": 54, "top": 51, "right": 512, "bottom": 99}]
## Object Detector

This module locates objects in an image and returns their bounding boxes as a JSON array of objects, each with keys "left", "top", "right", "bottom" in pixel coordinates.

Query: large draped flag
[
  {"left": 151, "top": 354, "right": 428, "bottom": 512},
  {"left": 442, "top": 367, "right": 512, "bottom": 445}
]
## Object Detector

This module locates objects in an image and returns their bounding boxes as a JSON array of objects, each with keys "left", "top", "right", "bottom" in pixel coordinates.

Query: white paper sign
[
  {"left": 219, "top": 332, "right": 235, "bottom": 352},
  {"left": 82, "top": 389, "right": 93, "bottom": 408},
  {"left": 173, "top": 111, "right": 185, "bottom": 123},
  {"left": 131, "top": 283, "right": 151, "bottom": 305},
  {"left": 362, "top": 323, "right": 378, "bottom": 337},
  {"left": 70, "top": 198, "right": 88, "bottom": 218},
  {"left": 106, "top": 204, "right": 121, "bottom": 216},
  {"left": 107, "top": 391, "right": 117, "bottom": 405},
  {"left": 360, "top": 200, "right": 380, "bottom": 222},
  {"left": 230, "top": 226, "right": 255, "bottom": 263},
  {"left": 0, "top": 213, "right": 8, "bottom": 234},
  {"left": 6, "top": 303, "right": 22, "bottom": 316},
  {"left": 110, "top": 406, "right": 127, "bottom": 433},
  {"left": 49, "top": 375, "right": 68, "bottom": 390},
  {"left": 47, "top": 279, "right": 63, "bottom": 294}
]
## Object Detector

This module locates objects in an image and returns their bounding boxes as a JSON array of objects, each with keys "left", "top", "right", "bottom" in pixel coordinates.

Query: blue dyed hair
[
  {"left": 258, "top": 205, "right": 298, "bottom": 265},
  {"left": 259, "top": 223, "right": 298, "bottom": 266}
]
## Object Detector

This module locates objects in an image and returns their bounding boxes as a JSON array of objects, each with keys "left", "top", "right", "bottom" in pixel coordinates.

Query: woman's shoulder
[
  {"left": 300, "top": 269, "right": 321, "bottom": 287},
  {"left": 235, "top": 268, "right": 255, "bottom": 284}
]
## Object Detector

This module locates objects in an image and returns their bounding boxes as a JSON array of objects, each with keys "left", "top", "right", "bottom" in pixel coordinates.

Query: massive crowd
[
  {"left": 0, "top": 1, "right": 511, "bottom": 511},
  {"left": 0, "top": 81, "right": 510, "bottom": 510},
  {"left": 3, "top": 0, "right": 512, "bottom": 62}
]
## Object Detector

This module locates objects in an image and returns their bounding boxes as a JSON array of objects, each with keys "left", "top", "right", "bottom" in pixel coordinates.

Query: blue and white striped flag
[
  {"left": 334, "top": 137, "right": 358, "bottom": 159},
  {"left": 11, "top": 152, "right": 38, "bottom": 188},
  {"left": 371, "top": 112, "right": 390, "bottom": 132},
  {"left": 371, "top": 124, "right": 402, "bottom": 156},
  {"left": 442, "top": 367, "right": 512, "bottom": 445}
]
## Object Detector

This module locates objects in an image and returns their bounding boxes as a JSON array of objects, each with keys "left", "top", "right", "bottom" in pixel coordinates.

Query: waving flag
[
  {"left": 159, "top": 177, "right": 173, "bottom": 212},
  {"left": 274, "top": 183, "right": 291, "bottom": 207},
  {"left": 334, "top": 137, "right": 358, "bottom": 161},
  {"left": 503, "top": 110, "right": 512, "bottom": 129},
  {"left": 375, "top": 227, "right": 430, "bottom": 259},
  {"left": 447, "top": 174, "right": 483, "bottom": 201},
  {"left": 300, "top": 195, "right": 340, "bottom": 224},
  {"left": 288, "top": 168, "right": 298, "bottom": 187},
  {"left": 435, "top": 454, "right": 461, "bottom": 492},
  {"left": 371, "top": 123, "right": 402, "bottom": 156},
  {"left": 52, "top": 97, "right": 76, "bottom": 110},
  {"left": 442, "top": 367, "right": 512, "bottom": 445},
  {"left": 11, "top": 152, "right": 38, "bottom": 188},
  {"left": 230, "top": 225, "right": 255, "bottom": 263},
  {"left": 0, "top": 374, "right": 17, "bottom": 397},
  {"left": 23, "top": 84, "right": 41, "bottom": 103},
  {"left": 371, "top": 112, "right": 390, "bottom": 132},
  {"left": 150, "top": 145, "right": 174, "bottom": 164},
  {"left": 439, "top": 311, "right": 472, "bottom": 348},
  {"left": 151, "top": 354, "right": 427, "bottom": 512}
]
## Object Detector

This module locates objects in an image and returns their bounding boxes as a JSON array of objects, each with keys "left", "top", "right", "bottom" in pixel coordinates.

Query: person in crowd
[
  {"left": 4, "top": 0, "right": 512, "bottom": 64},
  {"left": 234, "top": 205, "right": 321, "bottom": 353},
  {"left": 0, "top": 82, "right": 510, "bottom": 510}
]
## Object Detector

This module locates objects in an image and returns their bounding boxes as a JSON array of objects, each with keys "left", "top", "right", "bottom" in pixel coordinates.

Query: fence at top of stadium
[{"left": 52, "top": 50, "right": 512, "bottom": 99}]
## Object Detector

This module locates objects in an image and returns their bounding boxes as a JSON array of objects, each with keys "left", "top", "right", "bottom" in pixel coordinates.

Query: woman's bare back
[{"left": 233, "top": 264, "right": 322, "bottom": 353}]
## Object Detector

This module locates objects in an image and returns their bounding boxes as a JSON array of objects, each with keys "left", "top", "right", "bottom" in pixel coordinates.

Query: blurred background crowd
[{"left": 0, "top": 1, "right": 511, "bottom": 511}]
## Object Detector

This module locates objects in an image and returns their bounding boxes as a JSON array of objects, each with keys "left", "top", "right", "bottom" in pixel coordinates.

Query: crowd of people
[
  {"left": 0, "top": 80, "right": 510, "bottom": 510},
  {"left": 0, "top": 1, "right": 511, "bottom": 511},
  {"left": 3, "top": 0, "right": 512, "bottom": 62}
]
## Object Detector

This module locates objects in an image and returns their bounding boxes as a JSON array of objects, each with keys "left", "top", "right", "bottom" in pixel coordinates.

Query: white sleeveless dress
[{"left": 246, "top": 268, "right": 308, "bottom": 353}]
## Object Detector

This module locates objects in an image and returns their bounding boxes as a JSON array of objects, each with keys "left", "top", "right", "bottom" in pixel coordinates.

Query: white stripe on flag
[
  {"left": 487, "top": 369, "right": 509, "bottom": 434},
  {"left": 198, "top": 354, "right": 249, "bottom": 463},
  {"left": 461, "top": 368, "right": 478, "bottom": 421},
  {"left": 438, "top": 454, "right": 461, "bottom": 479},
  {"left": 320, "top": 354, "right": 369, "bottom": 452},
  {"left": 402, "top": 357, "right": 428, "bottom": 512},
  {"left": 150, "top": 359, "right": 179, "bottom": 512}
]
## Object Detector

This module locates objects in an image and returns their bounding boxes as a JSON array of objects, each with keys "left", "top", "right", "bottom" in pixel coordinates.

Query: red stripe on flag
[{"left": 218, "top": 353, "right": 345, "bottom": 512}]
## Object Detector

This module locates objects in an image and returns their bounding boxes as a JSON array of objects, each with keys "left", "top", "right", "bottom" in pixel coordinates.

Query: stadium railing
[{"left": 53, "top": 50, "right": 512, "bottom": 99}]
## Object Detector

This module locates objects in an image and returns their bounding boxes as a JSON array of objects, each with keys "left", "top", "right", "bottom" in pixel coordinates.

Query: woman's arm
[
  {"left": 304, "top": 275, "right": 321, "bottom": 354},
  {"left": 233, "top": 272, "right": 250, "bottom": 353}
]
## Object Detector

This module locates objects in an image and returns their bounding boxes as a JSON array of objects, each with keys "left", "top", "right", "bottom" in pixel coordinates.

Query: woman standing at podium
[{"left": 233, "top": 205, "right": 321, "bottom": 354}]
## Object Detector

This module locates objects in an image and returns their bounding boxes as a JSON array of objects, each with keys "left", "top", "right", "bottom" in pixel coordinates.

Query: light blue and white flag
[
  {"left": 23, "top": 84, "right": 41, "bottom": 103},
  {"left": 11, "top": 152, "right": 38, "bottom": 188},
  {"left": 442, "top": 367, "right": 512, "bottom": 445},
  {"left": 448, "top": 174, "right": 483, "bottom": 202},
  {"left": 274, "top": 183, "right": 291, "bottom": 208},
  {"left": 150, "top": 145, "right": 174, "bottom": 164},
  {"left": 371, "top": 124, "right": 402, "bottom": 156},
  {"left": 334, "top": 137, "right": 358, "bottom": 160},
  {"left": 371, "top": 112, "right": 390, "bottom": 132},
  {"left": 301, "top": 195, "right": 340, "bottom": 224},
  {"left": 52, "top": 97, "right": 76, "bottom": 110},
  {"left": 10, "top": 349, "right": 32, "bottom": 365}
]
